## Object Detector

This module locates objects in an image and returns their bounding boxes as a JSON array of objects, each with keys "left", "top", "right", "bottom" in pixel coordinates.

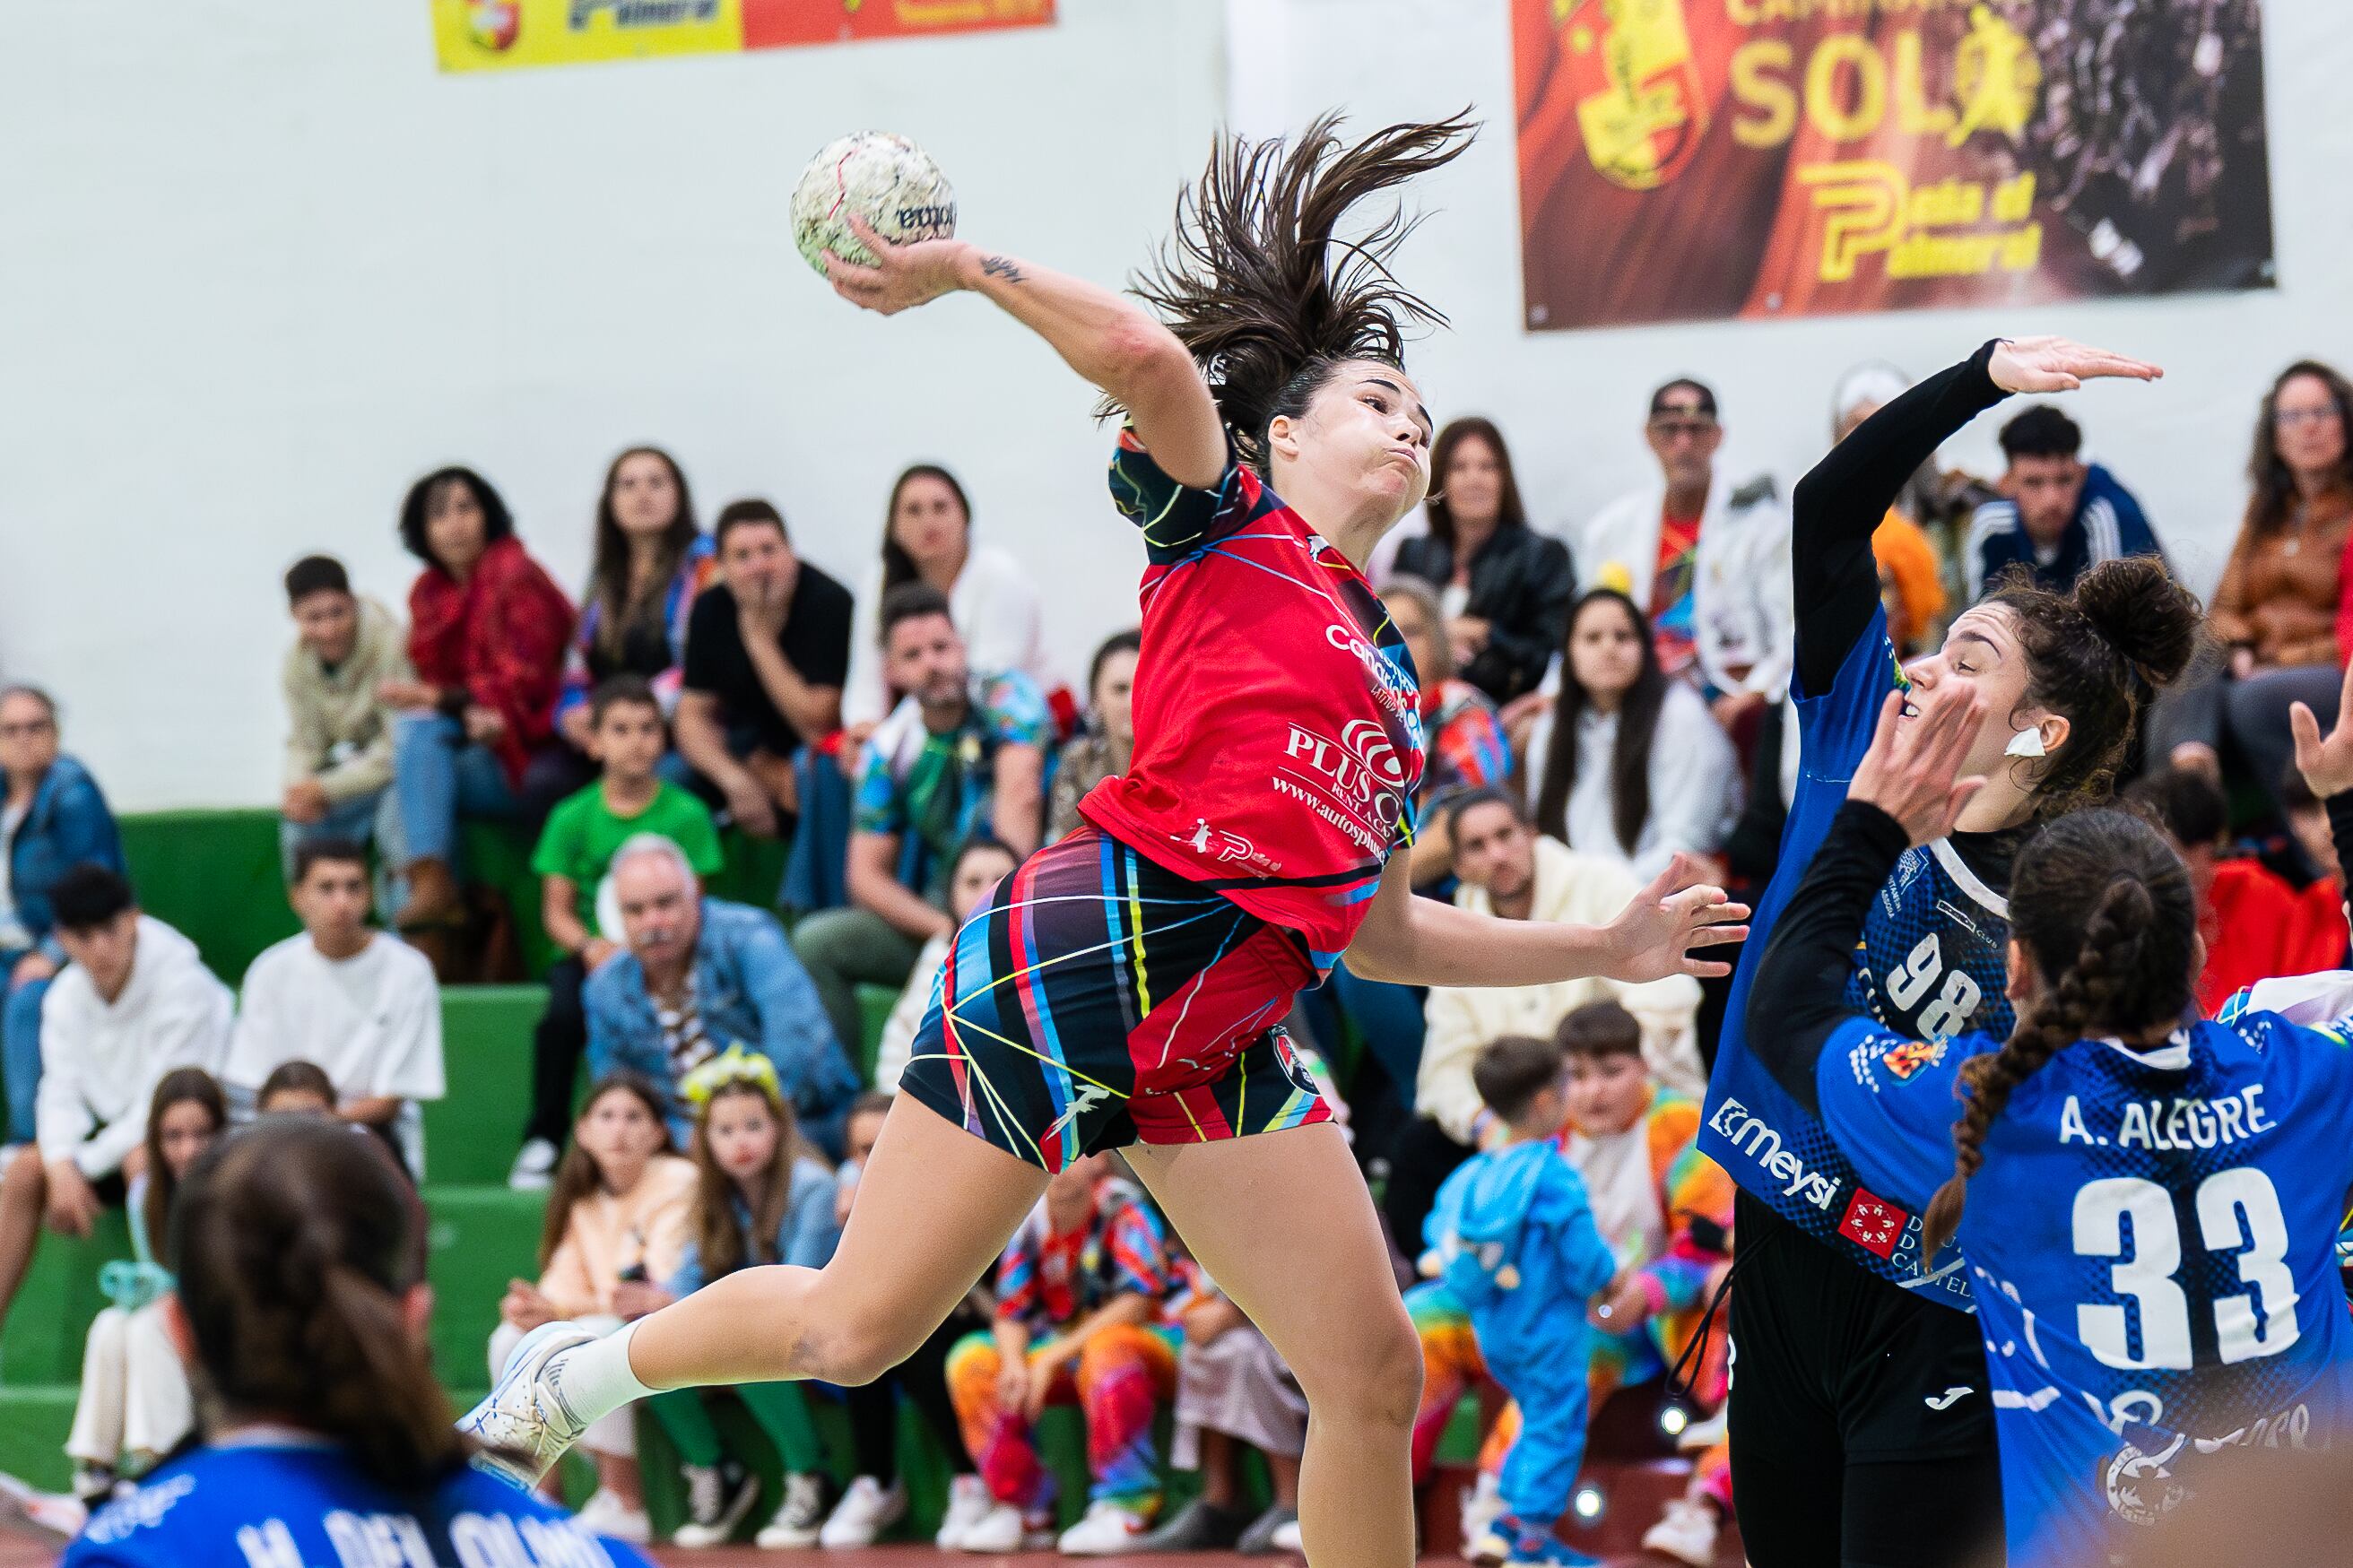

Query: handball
[{"left": 791, "top": 132, "right": 957, "bottom": 276}]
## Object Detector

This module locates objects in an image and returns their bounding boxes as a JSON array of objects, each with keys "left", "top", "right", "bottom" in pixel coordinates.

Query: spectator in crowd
[
  {"left": 2279, "top": 765, "right": 2349, "bottom": 966},
  {"left": 844, "top": 464, "right": 1053, "bottom": 735},
  {"left": 255, "top": 1060, "right": 338, "bottom": 1118},
  {"left": 1391, "top": 790, "right": 1702, "bottom": 1246},
  {"left": 1524, "top": 590, "right": 1739, "bottom": 880},
  {"left": 64, "top": 1066, "right": 221, "bottom": 1503},
  {"left": 1409, "top": 1033, "right": 1618, "bottom": 1568},
  {"left": 943, "top": 1151, "right": 1182, "bottom": 1554},
  {"left": 515, "top": 678, "right": 725, "bottom": 1189},
  {"left": 1416, "top": 1004, "right": 1735, "bottom": 1562},
  {"left": 675, "top": 499, "right": 855, "bottom": 837},
  {"left": 1381, "top": 578, "right": 1511, "bottom": 884},
  {"left": 1, "top": 685, "right": 125, "bottom": 1146},
  {"left": 276, "top": 555, "right": 408, "bottom": 891},
  {"left": 1133, "top": 1265, "right": 1309, "bottom": 1554},
  {"left": 2123, "top": 764, "right": 2340, "bottom": 1017},
  {"left": 1963, "top": 403, "right": 2161, "bottom": 601},
  {"left": 2150, "top": 361, "right": 2353, "bottom": 804},
  {"left": 794, "top": 585, "right": 1050, "bottom": 1061},
  {"left": 1570, "top": 378, "right": 1792, "bottom": 735},
  {"left": 491, "top": 1072, "right": 696, "bottom": 1546},
  {"left": 1046, "top": 630, "right": 1141, "bottom": 846},
  {"left": 873, "top": 836, "right": 1020, "bottom": 1094},
  {"left": 640, "top": 1049, "right": 841, "bottom": 1549},
  {"left": 823, "top": 1092, "right": 994, "bottom": 1548},
  {"left": 384, "top": 465, "right": 577, "bottom": 935},
  {"left": 1392, "top": 418, "right": 1575, "bottom": 704},
  {"left": 223, "top": 838, "right": 445, "bottom": 1179},
  {"left": 0, "top": 866, "right": 231, "bottom": 1335},
  {"left": 584, "top": 836, "right": 857, "bottom": 1156}
]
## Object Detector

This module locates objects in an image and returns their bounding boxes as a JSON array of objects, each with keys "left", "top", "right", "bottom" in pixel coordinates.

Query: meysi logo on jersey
[{"left": 1706, "top": 1099, "right": 1839, "bottom": 1211}]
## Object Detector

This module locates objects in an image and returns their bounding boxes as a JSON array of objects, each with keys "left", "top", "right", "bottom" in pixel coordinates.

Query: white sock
[{"left": 549, "top": 1321, "right": 657, "bottom": 1427}]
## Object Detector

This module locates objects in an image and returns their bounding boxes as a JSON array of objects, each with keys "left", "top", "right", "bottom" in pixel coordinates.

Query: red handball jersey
[{"left": 1078, "top": 430, "right": 1428, "bottom": 971}]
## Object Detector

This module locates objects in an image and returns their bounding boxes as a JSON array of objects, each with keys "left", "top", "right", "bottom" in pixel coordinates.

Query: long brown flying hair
[
  {"left": 1917, "top": 810, "right": 2198, "bottom": 1260},
  {"left": 1124, "top": 110, "right": 1478, "bottom": 472},
  {"left": 588, "top": 446, "right": 699, "bottom": 663},
  {"left": 688, "top": 1078, "right": 817, "bottom": 1281}
]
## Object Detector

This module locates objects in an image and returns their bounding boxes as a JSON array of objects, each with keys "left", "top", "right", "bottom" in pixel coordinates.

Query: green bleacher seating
[{"left": 422, "top": 986, "right": 542, "bottom": 1184}]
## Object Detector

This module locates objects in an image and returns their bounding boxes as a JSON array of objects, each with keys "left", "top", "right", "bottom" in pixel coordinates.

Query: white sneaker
[
  {"left": 1641, "top": 1498, "right": 1720, "bottom": 1568},
  {"left": 819, "top": 1476, "right": 907, "bottom": 1547},
  {"left": 753, "top": 1472, "right": 829, "bottom": 1547},
  {"left": 1058, "top": 1499, "right": 1150, "bottom": 1555},
  {"left": 1459, "top": 1471, "right": 1506, "bottom": 1563},
  {"left": 957, "top": 1500, "right": 1056, "bottom": 1554},
  {"left": 508, "top": 1138, "right": 559, "bottom": 1191},
  {"left": 934, "top": 1475, "right": 994, "bottom": 1549},
  {"left": 457, "top": 1321, "right": 599, "bottom": 1486},
  {"left": 1269, "top": 1516, "right": 1303, "bottom": 1555},
  {"left": 576, "top": 1487, "right": 653, "bottom": 1545}
]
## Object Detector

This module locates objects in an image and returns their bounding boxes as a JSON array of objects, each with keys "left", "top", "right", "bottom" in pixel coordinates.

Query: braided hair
[
  {"left": 1917, "top": 810, "right": 2198, "bottom": 1259},
  {"left": 1124, "top": 110, "right": 1477, "bottom": 472}
]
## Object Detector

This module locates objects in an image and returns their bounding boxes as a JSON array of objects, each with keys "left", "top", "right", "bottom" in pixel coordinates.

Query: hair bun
[{"left": 2069, "top": 556, "right": 2201, "bottom": 688}]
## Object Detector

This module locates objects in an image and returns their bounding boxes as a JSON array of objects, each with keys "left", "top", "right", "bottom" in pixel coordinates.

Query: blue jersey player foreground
[
  {"left": 61, "top": 1116, "right": 650, "bottom": 1568},
  {"left": 1745, "top": 671, "right": 2353, "bottom": 1568},
  {"left": 1703, "top": 335, "right": 2205, "bottom": 1568}
]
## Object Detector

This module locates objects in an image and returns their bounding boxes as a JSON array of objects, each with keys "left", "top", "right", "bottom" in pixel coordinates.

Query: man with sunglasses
[{"left": 1570, "top": 380, "right": 1793, "bottom": 737}]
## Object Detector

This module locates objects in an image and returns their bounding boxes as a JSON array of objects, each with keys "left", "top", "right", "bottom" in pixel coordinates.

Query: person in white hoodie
[
  {"left": 1384, "top": 789, "right": 1703, "bottom": 1247},
  {"left": 0, "top": 864, "right": 231, "bottom": 1335}
]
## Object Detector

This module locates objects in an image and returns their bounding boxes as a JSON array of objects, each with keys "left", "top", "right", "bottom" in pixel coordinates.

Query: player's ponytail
[
  {"left": 1126, "top": 109, "right": 1476, "bottom": 472},
  {"left": 170, "top": 1118, "right": 470, "bottom": 1493},
  {"left": 1982, "top": 555, "right": 2202, "bottom": 816},
  {"left": 1919, "top": 810, "right": 2196, "bottom": 1259}
]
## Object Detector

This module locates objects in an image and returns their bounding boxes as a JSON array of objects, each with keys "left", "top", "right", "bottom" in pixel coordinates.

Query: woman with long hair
[
  {"left": 841, "top": 462, "right": 1054, "bottom": 736},
  {"left": 489, "top": 1072, "right": 694, "bottom": 1546},
  {"left": 465, "top": 114, "right": 1743, "bottom": 1566},
  {"left": 1741, "top": 676, "right": 2353, "bottom": 1568},
  {"left": 552, "top": 446, "right": 716, "bottom": 765},
  {"left": 58, "top": 1117, "right": 653, "bottom": 1566},
  {"left": 2149, "top": 360, "right": 2353, "bottom": 815},
  {"left": 1699, "top": 338, "right": 2203, "bottom": 1568},
  {"left": 1524, "top": 588, "right": 1739, "bottom": 879},
  {"left": 63, "top": 1068, "right": 224, "bottom": 1502},
  {"left": 382, "top": 465, "right": 577, "bottom": 934},
  {"left": 1392, "top": 417, "right": 1575, "bottom": 703}
]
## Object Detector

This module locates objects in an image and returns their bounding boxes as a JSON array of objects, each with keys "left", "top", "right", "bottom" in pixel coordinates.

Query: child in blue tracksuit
[{"left": 1420, "top": 1034, "right": 1619, "bottom": 1567}]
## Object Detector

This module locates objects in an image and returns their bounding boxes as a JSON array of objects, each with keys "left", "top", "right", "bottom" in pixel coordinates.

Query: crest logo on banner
[{"left": 1560, "top": 0, "right": 1707, "bottom": 191}]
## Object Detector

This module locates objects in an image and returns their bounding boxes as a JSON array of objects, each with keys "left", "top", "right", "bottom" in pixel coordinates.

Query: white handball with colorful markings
[{"left": 791, "top": 132, "right": 956, "bottom": 276}]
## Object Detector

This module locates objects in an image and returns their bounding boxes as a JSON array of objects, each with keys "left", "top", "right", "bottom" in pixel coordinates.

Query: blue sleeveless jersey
[
  {"left": 60, "top": 1436, "right": 655, "bottom": 1568},
  {"left": 1817, "top": 1002, "right": 2353, "bottom": 1568},
  {"left": 1702, "top": 605, "right": 2010, "bottom": 1307}
]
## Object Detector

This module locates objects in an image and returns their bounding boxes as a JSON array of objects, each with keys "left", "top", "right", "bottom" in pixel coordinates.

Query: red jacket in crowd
[{"left": 406, "top": 535, "right": 575, "bottom": 787}]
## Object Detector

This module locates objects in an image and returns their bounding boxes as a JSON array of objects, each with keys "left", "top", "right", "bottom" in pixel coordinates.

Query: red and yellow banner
[
  {"left": 1512, "top": 0, "right": 2276, "bottom": 330},
  {"left": 433, "top": 0, "right": 1054, "bottom": 73}
]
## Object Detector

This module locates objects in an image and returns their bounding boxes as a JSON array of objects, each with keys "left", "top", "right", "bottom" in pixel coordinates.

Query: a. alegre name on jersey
[{"left": 2054, "top": 1085, "right": 2277, "bottom": 1150}]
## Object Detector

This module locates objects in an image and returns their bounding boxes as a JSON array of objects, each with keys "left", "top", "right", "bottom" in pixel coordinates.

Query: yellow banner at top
[{"left": 433, "top": 0, "right": 1055, "bottom": 72}]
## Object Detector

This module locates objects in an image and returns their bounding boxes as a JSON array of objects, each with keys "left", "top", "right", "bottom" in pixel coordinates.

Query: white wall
[
  {"left": 0, "top": 0, "right": 1224, "bottom": 809},
  {"left": 1229, "top": 1, "right": 2353, "bottom": 600}
]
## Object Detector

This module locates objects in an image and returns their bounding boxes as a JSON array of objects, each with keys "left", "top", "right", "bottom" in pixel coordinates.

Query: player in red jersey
[{"left": 465, "top": 114, "right": 1747, "bottom": 1564}]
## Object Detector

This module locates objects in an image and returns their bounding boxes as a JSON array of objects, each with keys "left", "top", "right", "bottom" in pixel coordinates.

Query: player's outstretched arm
[
  {"left": 1343, "top": 850, "right": 1750, "bottom": 990},
  {"left": 821, "top": 216, "right": 1227, "bottom": 489},
  {"left": 1746, "top": 686, "right": 1985, "bottom": 1110}
]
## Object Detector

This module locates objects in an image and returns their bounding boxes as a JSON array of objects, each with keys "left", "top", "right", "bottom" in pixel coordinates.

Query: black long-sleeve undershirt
[
  {"left": 1793, "top": 342, "right": 2010, "bottom": 698},
  {"left": 1753, "top": 792, "right": 2353, "bottom": 1117}
]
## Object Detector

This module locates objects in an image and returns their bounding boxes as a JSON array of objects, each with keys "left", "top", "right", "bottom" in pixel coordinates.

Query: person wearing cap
[{"left": 1562, "top": 379, "right": 1792, "bottom": 739}]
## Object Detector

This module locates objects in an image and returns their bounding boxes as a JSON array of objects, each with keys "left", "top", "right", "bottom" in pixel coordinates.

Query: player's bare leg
[{"left": 1126, "top": 1122, "right": 1421, "bottom": 1568}]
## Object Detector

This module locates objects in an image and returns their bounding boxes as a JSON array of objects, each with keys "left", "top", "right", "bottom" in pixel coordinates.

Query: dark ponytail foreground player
[{"left": 465, "top": 113, "right": 1747, "bottom": 1565}]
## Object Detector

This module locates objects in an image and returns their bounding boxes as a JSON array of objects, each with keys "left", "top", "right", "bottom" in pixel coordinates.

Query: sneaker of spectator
[
  {"left": 277, "top": 556, "right": 410, "bottom": 905},
  {"left": 674, "top": 499, "right": 855, "bottom": 837},
  {"left": 1640, "top": 1493, "right": 1724, "bottom": 1567},
  {"left": 816, "top": 1474, "right": 907, "bottom": 1549},
  {"left": 1059, "top": 1496, "right": 1154, "bottom": 1555},
  {"left": 933, "top": 1473, "right": 995, "bottom": 1550},
  {"left": 794, "top": 585, "right": 1049, "bottom": 1061},
  {"left": 225, "top": 837, "right": 444, "bottom": 1178}
]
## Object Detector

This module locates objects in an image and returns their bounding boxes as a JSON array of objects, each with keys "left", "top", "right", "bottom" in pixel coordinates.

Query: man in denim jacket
[{"left": 583, "top": 835, "right": 858, "bottom": 1154}]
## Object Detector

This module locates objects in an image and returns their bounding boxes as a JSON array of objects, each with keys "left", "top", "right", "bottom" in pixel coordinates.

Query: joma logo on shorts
[{"left": 1707, "top": 1098, "right": 1839, "bottom": 1211}]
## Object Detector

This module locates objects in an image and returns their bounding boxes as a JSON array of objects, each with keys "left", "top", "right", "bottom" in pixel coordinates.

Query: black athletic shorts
[{"left": 1728, "top": 1191, "right": 2006, "bottom": 1568}]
